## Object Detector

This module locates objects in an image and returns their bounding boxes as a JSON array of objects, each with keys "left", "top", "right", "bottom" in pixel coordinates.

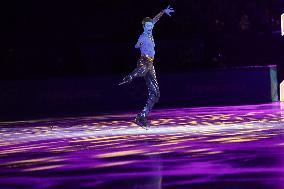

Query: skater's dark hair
[{"left": 142, "top": 17, "right": 153, "bottom": 26}]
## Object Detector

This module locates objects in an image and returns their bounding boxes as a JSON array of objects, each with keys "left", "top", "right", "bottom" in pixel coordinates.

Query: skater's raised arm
[{"left": 152, "top": 5, "right": 175, "bottom": 24}]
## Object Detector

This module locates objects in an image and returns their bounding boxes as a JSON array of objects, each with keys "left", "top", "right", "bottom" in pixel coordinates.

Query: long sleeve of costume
[
  {"left": 152, "top": 10, "right": 164, "bottom": 24},
  {"left": 135, "top": 35, "right": 144, "bottom": 49}
]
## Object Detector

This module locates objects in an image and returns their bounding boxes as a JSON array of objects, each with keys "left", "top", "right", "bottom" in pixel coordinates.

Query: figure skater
[{"left": 119, "top": 5, "right": 175, "bottom": 129}]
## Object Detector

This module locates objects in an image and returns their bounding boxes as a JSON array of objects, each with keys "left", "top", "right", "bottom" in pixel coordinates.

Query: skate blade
[
  {"left": 134, "top": 119, "right": 150, "bottom": 130},
  {"left": 118, "top": 80, "right": 127, "bottom": 86}
]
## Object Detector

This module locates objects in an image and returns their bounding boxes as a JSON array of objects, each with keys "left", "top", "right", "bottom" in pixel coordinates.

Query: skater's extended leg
[{"left": 119, "top": 58, "right": 149, "bottom": 85}]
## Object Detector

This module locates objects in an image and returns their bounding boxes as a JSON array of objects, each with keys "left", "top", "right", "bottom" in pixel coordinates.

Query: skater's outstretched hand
[{"left": 163, "top": 5, "right": 175, "bottom": 17}]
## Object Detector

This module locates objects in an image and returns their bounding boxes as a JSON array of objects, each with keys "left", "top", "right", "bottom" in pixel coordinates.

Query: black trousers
[{"left": 125, "top": 56, "right": 160, "bottom": 117}]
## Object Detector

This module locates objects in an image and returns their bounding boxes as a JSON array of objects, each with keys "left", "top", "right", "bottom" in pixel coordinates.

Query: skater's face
[{"left": 143, "top": 22, "right": 154, "bottom": 34}]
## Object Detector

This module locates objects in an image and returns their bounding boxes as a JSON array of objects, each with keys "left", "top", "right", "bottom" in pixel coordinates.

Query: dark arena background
[{"left": 1, "top": 0, "right": 284, "bottom": 189}]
